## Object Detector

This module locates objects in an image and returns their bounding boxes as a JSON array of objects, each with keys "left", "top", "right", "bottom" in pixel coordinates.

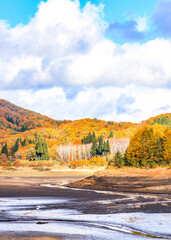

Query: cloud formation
[
  {"left": 0, "top": 0, "right": 171, "bottom": 122},
  {"left": 0, "top": 86, "right": 171, "bottom": 123},
  {"left": 0, "top": 0, "right": 171, "bottom": 90},
  {"left": 0, "top": 0, "right": 105, "bottom": 89}
]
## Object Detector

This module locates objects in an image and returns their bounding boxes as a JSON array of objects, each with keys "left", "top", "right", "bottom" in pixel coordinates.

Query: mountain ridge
[
  {"left": 0, "top": 99, "right": 171, "bottom": 145},
  {"left": 0, "top": 99, "right": 70, "bottom": 135}
]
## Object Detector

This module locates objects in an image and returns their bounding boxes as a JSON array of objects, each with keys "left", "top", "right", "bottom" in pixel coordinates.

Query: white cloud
[
  {"left": 0, "top": 0, "right": 170, "bottom": 122},
  {"left": 1, "top": 86, "right": 171, "bottom": 123},
  {"left": 135, "top": 16, "right": 148, "bottom": 32},
  {"left": 0, "top": 0, "right": 106, "bottom": 89},
  {"left": 0, "top": 0, "right": 171, "bottom": 90}
]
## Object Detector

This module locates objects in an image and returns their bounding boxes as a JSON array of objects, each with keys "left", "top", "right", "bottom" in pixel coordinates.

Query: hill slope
[
  {"left": 145, "top": 113, "right": 171, "bottom": 128},
  {"left": 0, "top": 99, "right": 171, "bottom": 166},
  {"left": 0, "top": 99, "right": 170, "bottom": 147},
  {"left": 0, "top": 99, "right": 68, "bottom": 136}
]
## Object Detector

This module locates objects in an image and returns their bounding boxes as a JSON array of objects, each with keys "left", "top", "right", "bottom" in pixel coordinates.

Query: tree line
[
  {"left": 1, "top": 135, "right": 49, "bottom": 160},
  {"left": 109, "top": 124, "right": 171, "bottom": 168},
  {"left": 1, "top": 124, "right": 171, "bottom": 168}
]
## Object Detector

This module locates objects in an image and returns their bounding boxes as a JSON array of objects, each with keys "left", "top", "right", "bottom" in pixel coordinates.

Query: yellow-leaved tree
[
  {"left": 125, "top": 124, "right": 164, "bottom": 167},
  {"left": 162, "top": 127, "right": 171, "bottom": 164}
]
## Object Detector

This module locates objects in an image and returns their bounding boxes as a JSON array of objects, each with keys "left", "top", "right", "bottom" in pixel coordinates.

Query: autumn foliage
[
  {"left": 69, "top": 156, "right": 107, "bottom": 168},
  {"left": 0, "top": 99, "right": 171, "bottom": 169},
  {"left": 125, "top": 124, "right": 171, "bottom": 167}
]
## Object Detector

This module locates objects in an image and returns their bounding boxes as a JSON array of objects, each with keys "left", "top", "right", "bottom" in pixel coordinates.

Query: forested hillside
[
  {"left": 0, "top": 99, "right": 69, "bottom": 135},
  {"left": 144, "top": 113, "right": 171, "bottom": 128},
  {"left": 0, "top": 99, "right": 170, "bottom": 168}
]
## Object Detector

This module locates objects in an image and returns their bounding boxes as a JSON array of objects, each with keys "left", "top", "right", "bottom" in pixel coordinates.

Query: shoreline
[{"left": 0, "top": 167, "right": 171, "bottom": 239}]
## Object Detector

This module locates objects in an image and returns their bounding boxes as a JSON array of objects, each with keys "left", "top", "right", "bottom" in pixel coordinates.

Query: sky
[{"left": 0, "top": 0, "right": 171, "bottom": 123}]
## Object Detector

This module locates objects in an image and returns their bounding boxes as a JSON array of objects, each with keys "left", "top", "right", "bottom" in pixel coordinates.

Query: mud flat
[
  {"left": 68, "top": 167, "right": 171, "bottom": 194},
  {"left": 0, "top": 167, "right": 171, "bottom": 239}
]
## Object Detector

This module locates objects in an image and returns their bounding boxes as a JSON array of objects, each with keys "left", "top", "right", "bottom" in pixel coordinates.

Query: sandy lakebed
[{"left": 0, "top": 167, "right": 171, "bottom": 240}]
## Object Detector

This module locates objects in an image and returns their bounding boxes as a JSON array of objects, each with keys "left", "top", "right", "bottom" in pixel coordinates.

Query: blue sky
[
  {"left": 0, "top": 0, "right": 163, "bottom": 44},
  {"left": 0, "top": 0, "right": 41, "bottom": 26},
  {"left": 0, "top": 0, "right": 171, "bottom": 122},
  {"left": 0, "top": 0, "right": 157, "bottom": 26},
  {"left": 81, "top": 0, "right": 158, "bottom": 23}
]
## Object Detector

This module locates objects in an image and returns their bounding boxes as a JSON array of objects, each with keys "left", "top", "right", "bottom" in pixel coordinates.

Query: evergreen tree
[
  {"left": 81, "top": 132, "right": 93, "bottom": 144},
  {"left": 106, "top": 140, "right": 111, "bottom": 154},
  {"left": 35, "top": 137, "right": 43, "bottom": 160},
  {"left": 16, "top": 119, "right": 19, "bottom": 126},
  {"left": 115, "top": 150, "right": 125, "bottom": 168},
  {"left": 22, "top": 138, "right": 26, "bottom": 147},
  {"left": 109, "top": 131, "right": 114, "bottom": 138},
  {"left": 97, "top": 135, "right": 103, "bottom": 155},
  {"left": 81, "top": 136, "right": 86, "bottom": 144},
  {"left": 1, "top": 142, "right": 9, "bottom": 157},
  {"left": 35, "top": 136, "right": 49, "bottom": 160},
  {"left": 92, "top": 131, "right": 96, "bottom": 140},
  {"left": 34, "top": 133, "right": 38, "bottom": 141},
  {"left": 43, "top": 138, "right": 49, "bottom": 160},
  {"left": 91, "top": 132, "right": 97, "bottom": 156},
  {"left": 103, "top": 141, "right": 107, "bottom": 154},
  {"left": 11, "top": 138, "right": 19, "bottom": 156},
  {"left": 20, "top": 125, "right": 28, "bottom": 132},
  {"left": 88, "top": 132, "right": 93, "bottom": 143}
]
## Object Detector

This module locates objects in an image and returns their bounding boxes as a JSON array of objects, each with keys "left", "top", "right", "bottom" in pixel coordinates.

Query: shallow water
[{"left": 0, "top": 197, "right": 171, "bottom": 240}]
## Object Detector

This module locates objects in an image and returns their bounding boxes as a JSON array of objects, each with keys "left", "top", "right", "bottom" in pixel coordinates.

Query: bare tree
[{"left": 57, "top": 143, "right": 92, "bottom": 163}]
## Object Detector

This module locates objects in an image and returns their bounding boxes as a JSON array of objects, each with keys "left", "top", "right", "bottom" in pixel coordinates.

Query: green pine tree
[
  {"left": 43, "top": 138, "right": 49, "bottom": 160},
  {"left": 97, "top": 135, "right": 103, "bottom": 155},
  {"left": 1, "top": 142, "right": 9, "bottom": 157},
  {"left": 91, "top": 133, "right": 97, "bottom": 156},
  {"left": 109, "top": 131, "right": 114, "bottom": 138},
  {"left": 35, "top": 137, "right": 43, "bottom": 160},
  {"left": 88, "top": 132, "right": 93, "bottom": 143},
  {"left": 103, "top": 141, "right": 107, "bottom": 154},
  {"left": 106, "top": 140, "right": 111, "bottom": 154},
  {"left": 35, "top": 136, "right": 49, "bottom": 160},
  {"left": 11, "top": 138, "right": 19, "bottom": 156},
  {"left": 115, "top": 150, "right": 125, "bottom": 168}
]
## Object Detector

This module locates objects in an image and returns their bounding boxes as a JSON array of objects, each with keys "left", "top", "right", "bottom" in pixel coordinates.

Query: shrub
[
  {"left": 12, "top": 160, "right": 22, "bottom": 168},
  {"left": 90, "top": 156, "right": 107, "bottom": 166},
  {"left": 20, "top": 160, "right": 30, "bottom": 167},
  {"left": 0, "top": 154, "right": 8, "bottom": 162},
  {"left": 149, "top": 161, "right": 158, "bottom": 168},
  {"left": 69, "top": 156, "right": 107, "bottom": 168},
  {"left": 114, "top": 151, "right": 125, "bottom": 168},
  {"left": 2, "top": 162, "right": 10, "bottom": 168}
]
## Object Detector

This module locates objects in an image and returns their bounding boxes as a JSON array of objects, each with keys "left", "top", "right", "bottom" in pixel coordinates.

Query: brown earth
[
  {"left": 68, "top": 167, "right": 171, "bottom": 194},
  {"left": 0, "top": 168, "right": 97, "bottom": 198},
  {"left": 0, "top": 167, "right": 171, "bottom": 240}
]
